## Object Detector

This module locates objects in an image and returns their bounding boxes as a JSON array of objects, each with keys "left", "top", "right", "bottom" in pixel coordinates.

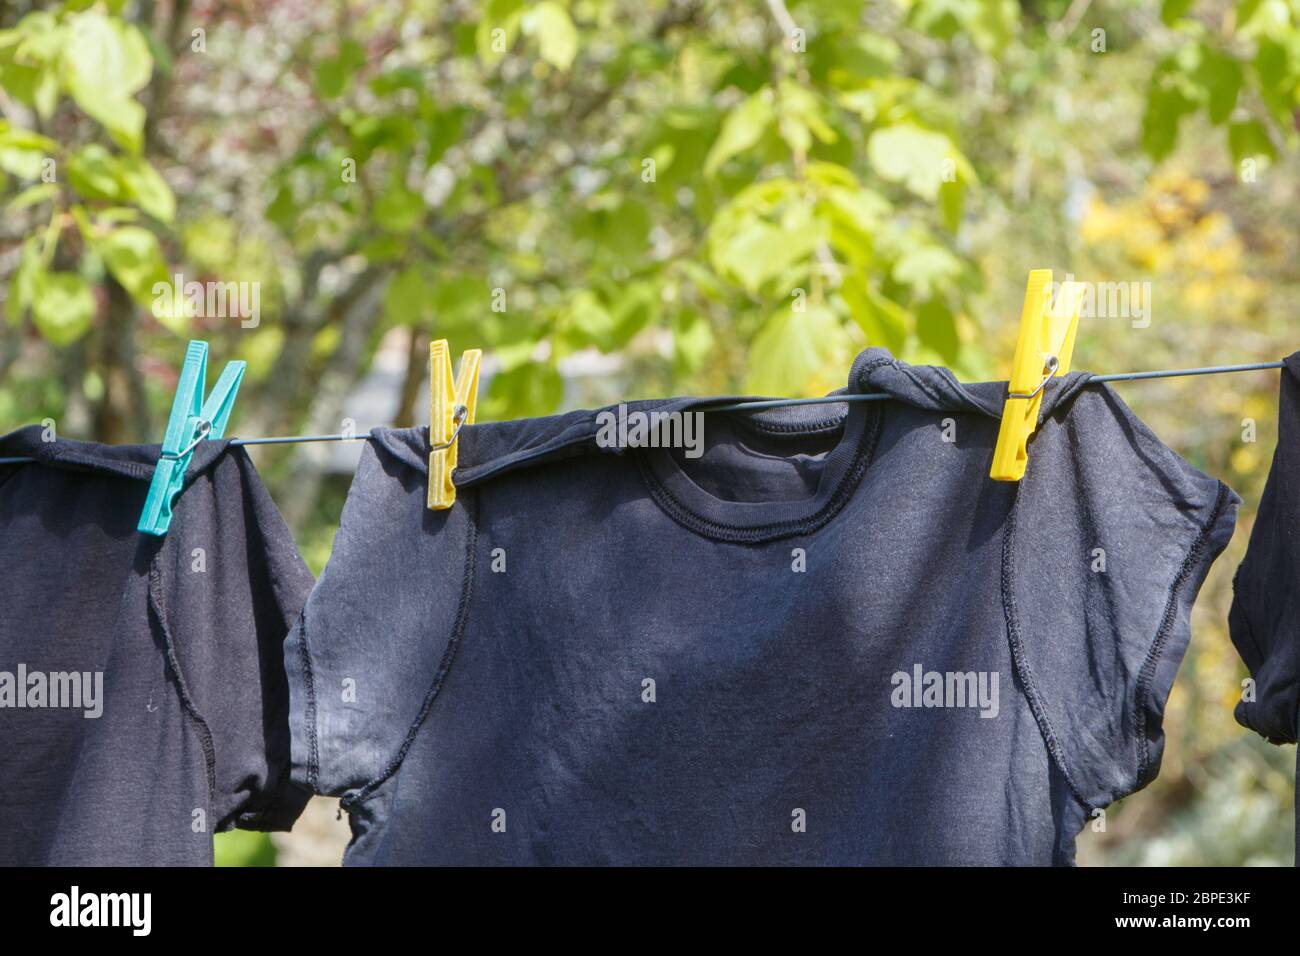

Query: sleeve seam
[
  {"left": 147, "top": 539, "right": 221, "bottom": 812},
  {"left": 340, "top": 490, "right": 480, "bottom": 810},
  {"left": 293, "top": 605, "right": 322, "bottom": 793},
  {"left": 1133, "top": 480, "right": 1233, "bottom": 785},
  {"left": 1000, "top": 482, "right": 1099, "bottom": 816}
]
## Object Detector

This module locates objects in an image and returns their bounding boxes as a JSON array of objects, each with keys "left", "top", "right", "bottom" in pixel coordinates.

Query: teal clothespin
[{"left": 138, "top": 340, "right": 246, "bottom": 537}]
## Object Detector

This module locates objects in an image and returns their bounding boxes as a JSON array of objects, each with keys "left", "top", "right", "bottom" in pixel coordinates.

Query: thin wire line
[
  {"left": 0, "top": 359, "right": 1287, "bottom": 465},
  {"left": 701, "top": 361, "right": 1287, "bottom": 412},
  {"left": 1090, "top": 360, "right": 1284, "bottom": 382}
]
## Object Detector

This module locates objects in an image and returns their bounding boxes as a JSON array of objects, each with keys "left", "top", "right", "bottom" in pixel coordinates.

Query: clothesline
[
  {"left": 0, "top": 359, "right": 1286, "bottom": 464},
  {"left": 706, "top": 359, "right": 1287, "bottom": 413}
]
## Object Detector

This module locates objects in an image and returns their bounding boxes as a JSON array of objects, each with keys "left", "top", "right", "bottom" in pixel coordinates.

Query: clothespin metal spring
[
  {"left": 1006, "top": 356, "right": 1061, "bottom": 401},
  {"left": 430, "top": 405, "right": 469, "bottom": 453},
  {"left": 160, "top": 420, "right": 213, "bottom": 460}
]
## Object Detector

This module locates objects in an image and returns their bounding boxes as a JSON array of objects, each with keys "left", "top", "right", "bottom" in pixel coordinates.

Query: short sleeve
[
  {"left": 1229, "top": 353, "right": 1300, "bottom": 745},
  {"left": 283, "top": 436, "right": 474, "bottom": 801},
  {"left": 159, "top": 447, "right": 316, "bottom": 831},
  {"left": 1005, "top": 385, "right": 1238, "bottom": 811}
]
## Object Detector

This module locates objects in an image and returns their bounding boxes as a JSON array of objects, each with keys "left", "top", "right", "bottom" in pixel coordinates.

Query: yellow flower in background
[{"left": 1080, "top": 171, "right": 1262, "bottom": 320}]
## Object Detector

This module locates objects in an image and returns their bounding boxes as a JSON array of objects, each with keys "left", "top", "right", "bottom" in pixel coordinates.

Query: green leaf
[
  {"left": 842, "top": 276, "right": 907, "bottom": 353},
  {"left": 373, "top": 177, "right": 425, "bottom": 233},
  {"left": 7, "top": 182, "right": 58, "bottom": 211},
  {"left": 32, "top": 271, "right": 95, "bottom": 345},
  {"left": 818, "top": 176, "right": 890, "bottom": 263},
  {"left": 140, "top": 20, "right": 174, "bottom": 77},
  {"left": 1228, "top": 118, "right": 1276, "bottom": 164},
  {"left": 1196, "top": 47, "right": 1243, "bottom": 125},
  {"left": 711, "top": 216, "right": 822, "bottom": 294},
  {"left": 908, "top": 0, "right": 965, "bottom": 40},
  {"left": 553, "top": 282, "right": 656, "bottom": 354},
  {"left": 314, "top": 39, "right": 365, "bottom": 99},
  {"left": 523, "top": 2, "right": 578, "bottom": 71},
  {"left": 1252, "top": 39, "right": 1295, "bottom": 126},
  {"left": 915, "top": 298, "right": 960, "bottom": 364},
  {"left": 476, "top": 0, "right": 526, "bottom": 65},
  {"left": 559, "top": 289, "right": 615, "bottom": 351},
  {"left": 117, "top": 155, "right": 175, "bottom": 223},
  {"left": 708, "top": 180, "right": 825, "bottom": 292},
  {"left": 672, "top": 310, "right": 715, "bottom": 375},
  {"left": 745, "top": 305, "right": 852, "bottom": 397},
  {"left": 777, "top": 81, "right": 837, "bottom": 155},
  {"left": 60, "top": 11, "right": 151, "bottom": 152},
  {"left": 0, "top": 123, "right": 59, "bottom": 152},
  {"left": 607, "top": 281, "right": 658, "bottom": 349},
  {"left": 1236, "top": 0, "right": 1266, "bottom": 29},
  {"left": 484, "top": 360, "right": 564, "bottom": 419},
  {"left": 0, "top": 13, "right": 62, "bottom": 119},
  {"left": 96, "top": 225, "right": 170, "bottom": 307},
  {"left": 0, "top": 143, "right": 45, "bottom": 180},
  {"left": 1141, "top": 67, "right": 1199, "bottom": 161},
  {"left": 7, "top": 237, "right": 43, "bottom": 326},
  {"left": 92, "top": 205, "right": 140, "bottom": 227},
  {"left": 0, "top": 122, "right": 56, "bottom": 179},
  {"left": 907, "top": 0, "right": 1019, "bottom": 54},
  {"left": 1161, "top": 0, "right": 1195, "bottom": 25},
  {"left": 704, "top": 90, "right": 774, "bottom": 177},
  {"left": 68, "top": 143, "right": 125, "bottom": 200},
  {"left": 892, "top": 244, "right": 963, "bottom": 298},
  {"left": 939, "top": 177, "right": 964, "bottom": 232},
  {"left": 867, "top": 124, "right": 954, "bottom": 200},
  {"left": 574, "top": 195, "right": 650, "bottom": 257},
  {"left": 383, "top": 265, "right": 433, "bottom": 326},
  {"left": 0, "top": 60, "right": 59, "bottom": 121},
  {"left": 369, "top": 67, "right": 425, "bottom": 96},
  {"left": 426, "top": 107, "right": 467, "bottom": 166}
]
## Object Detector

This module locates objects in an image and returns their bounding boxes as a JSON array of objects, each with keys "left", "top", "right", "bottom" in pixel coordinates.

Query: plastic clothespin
[
  {"left": 138, "top": 340, "right": 246, "bottom": 536},
  {"left": 427, "top": 339, "right": 481, "bottom": 510},
  {"left": 990, "top": 270, "right": 1084, "bottom": 482}
]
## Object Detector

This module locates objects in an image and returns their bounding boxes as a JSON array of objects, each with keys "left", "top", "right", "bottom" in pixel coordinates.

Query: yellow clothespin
[
  {"left": 990, "top": 270, "right": 1084, "bottom": 482},
  {"left": 428, "top": 339, "right": 481, "bottom": 509}
]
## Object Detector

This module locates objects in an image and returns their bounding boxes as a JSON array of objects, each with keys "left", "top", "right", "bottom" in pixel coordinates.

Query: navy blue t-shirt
[
  {"left": 0, "top": 427, "right": 313, "bottom": 865},
  {"left": 1228, "top": 351, "right": 1300, "bottom": 860},
  {"left": 287, "top": 348, "right": 1237, "bottom": 865}
]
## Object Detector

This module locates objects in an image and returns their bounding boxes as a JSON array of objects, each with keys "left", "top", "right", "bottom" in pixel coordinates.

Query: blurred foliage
[
  {"left": 3, "top": 0, "right": 1300, "bottom": 865},
  {"left": 213, "top": 828, "right": 277, "bottom": 867}
]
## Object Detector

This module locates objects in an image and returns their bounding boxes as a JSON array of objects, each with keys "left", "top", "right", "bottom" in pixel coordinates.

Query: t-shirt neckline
[{"left": 637, "top": 399, "right": 883, "bottom": 543}]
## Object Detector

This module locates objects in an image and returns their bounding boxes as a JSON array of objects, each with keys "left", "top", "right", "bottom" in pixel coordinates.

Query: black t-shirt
[
  {"left": 287, "top": 347, "right": 1237, "bottom": 865},
  {"left": 1229, "top": 351, "right": 1300, "bottom": 860},
  {"left": 0, "top": 426, "right": 314, "bottom": 865}
]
